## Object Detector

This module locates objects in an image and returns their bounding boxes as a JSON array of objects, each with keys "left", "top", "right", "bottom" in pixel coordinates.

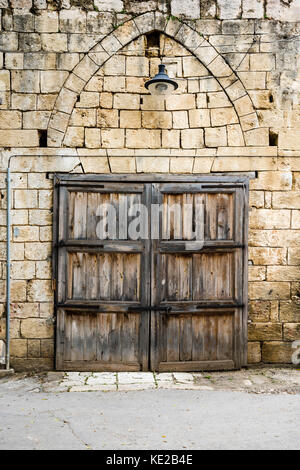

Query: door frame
[{"left": 53, "top": 174, "right": 249, "bottom": 370}]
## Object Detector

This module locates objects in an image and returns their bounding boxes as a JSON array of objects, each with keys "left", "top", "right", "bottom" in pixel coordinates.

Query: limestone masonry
[{"left": 0, "top": 0, "right": 300, "bottom": 370}]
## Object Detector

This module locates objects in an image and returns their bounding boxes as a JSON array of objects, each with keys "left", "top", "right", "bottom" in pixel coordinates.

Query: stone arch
[{"left": 47, "top": 11, "right": 259, "bottom": 147}]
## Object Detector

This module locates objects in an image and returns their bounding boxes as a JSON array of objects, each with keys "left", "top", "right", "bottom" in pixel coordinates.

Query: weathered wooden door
[
  {"left": 54, "top": 176, "right": 248, "bottom": 372},
  {"left": 55, "top": 180, "right": 151, "bottom": 371},
  {"left": 150, "top": 182, "right": 248, "bottom": 371}
]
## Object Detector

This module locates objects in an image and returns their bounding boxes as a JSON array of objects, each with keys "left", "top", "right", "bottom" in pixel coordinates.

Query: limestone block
[
  {"left": 244, "top": 128, "right": 269, "bottom": 146},
  {"left": 249, "top": 266, "right": 266, "bottom": 281},
  {"left": 249, "top": 190, "right": 264, "bottom": 208},
  {"left": 136, "top": 157, "right": 169, "bottom": 173},
  {"left": 85, "top": 128, "right": 101, "bottom": 149},
  {"left": 162, "top": 130, "right": 180, "bottom": 149},
  {"left": 120, "top": 110, "right": 141, "bottom": 129},
  {"left": 103, "top": 55, "right": 125, "bottom": 76},
  {"left": 29, "top": 209, "right": 52, "bottom": 226},
  {"left": 114, "top": 93, "right": 140, "bottom": 110},
  {"left": 73, "top": 55, "right": 99, "bottom": 82},
  {"left": 103, "top": 76, "right": 126, "bottom": 93},
  {"left": 141, "top": 95, "right": 165, "bottom": 111},
  {"left": 292, "top": 211, "right": 300, "bottom": 230},
  {"left": 175, "top": 23, "right": 204, "bottom": 51},
  {"left": 57, "top": 53, "right": 80, "bottom": 71},
  {"left": 86, "top": 11, "right": 114, "bottom": 34},
  {"left": 63, "top": 127, "right": 84, "bottom": 147},
  {"left": 13, "top": 226, "right": 39, "bottom": 243},
  {"left": 247, "top": 342, "right": 261, "bottom": 364},
  {"left": 251, "top": 171, "right": 292, "bottom": 191},
  {"left": 227, "top": 124, "right": 244, "bottom": 146},
  {"left": 242, "top": 0, "right": 264, "bottom": 18},
  {"left": 69, "top": 35, "right": 99, "bottom": 53},
  {"left": 10, "top": 339, "right": 27, "bottom": 358},
  {"left": 205, "top": 127, "right": 227, "bottom": 147},
  {"left": 41, "top": 34, "right": 68, "bottom": 52},
  {"left": 28, "top": 339, "right": 40, "bottom": 358},
  {"left": 211, "top": 108, "right": 238, "bottom": 126},
  {"left": 100, "top": 92, "right": 113, "bottom": 109},
  {"left": 5, "top": 53, "right": 24, "bottom": 70},
  {"left": 35, "top": 11, "right": 58, "bottom": 33},
  {"left": 94, "top": 0, "right": 124, "bottom": 12},
  {"left": 142, "top": 111, "right": 172, "bottom": 129},
  {"left": 166, "top": 94, "right": 196, "bottom": 111},
  {"left": 181, "top": 129, "right": 204, "bottom": 149},
  {"left": 280, "top": 301, "right": 300, "bottom": 323},
  {"left": 170, "top": 157, "right": 194, "bottom": 174},
  {"left": 25, "top": 242, "right": 51, "bottom": 260},
  {"left": 14, "top": 190, "right": 37, "bottom": 210},
  {"left": 48, "top": 111, "right": 70, "bottom": 133},
  {"left": 249, "top": 229, "right": 300, "bottom": 249},
  {"left": 194, "top": 44, "right": 218, "bottom": 67},
  {"left": 85, "top": 76, "right": 103, "bottom": 92},
  {"left": 40, "top": 227, "right": 52, "bottom": 242},
  {"left": 134, "top": 11, "right": 155, "bottom": 34},
  {"left": 23, "top": 111, "right": 51, "bottom": 130},
  {"left": 55, "top": 88, "right": 78, "bottom": 114},
  {"left": 80, "top": 157, "right": 110, "bottom": 173},
  {"left": 0, "top": 70, "right": 10, "bottom": 91},
  {"left": 0, "top": 33, "right": 18, "bottom": 52},
  {"left": 21, "top": 317, "right": 53, "bottom": 338},
  {"left": 182, "top": 57, "right": 208, "bottom": 77},
  {"left": 126, "top": 129, "right": 160, "bottom": 149},
  {"left": 101, "top": 33, "right": 122, "bottom": 55},
  {"left": 39, "top": 190, "right": 52, "bottom": 210},
  {"left": 113, "top": 20, "right": 139, "bottom": 46},
  {"left": 249, "top": 247, "right": 287, "bottom": 266},
  {"left": 59, "top": 10, "right": 86, "bottom": 33},
  {"left": 189, "top": 109, "right": 211, "bottom": 128},
  {"left": 208, "top": 55, "right": 233, "bottom": 77},
  {"left": 126, "top": 77, "right": 147, "bottom": 94},
  {"left": 171, "top": 0, "right": 200, "bottom": 18},
  {"left": 262, "top": 342, "right": 292, "bottom": 364},
  {"left": 250, "top": 209, "right": 290, "bottom": 229},
  {"left": 109, "top": 157, "right": 136, "bottom": 173},
  {"left": 267, "top": 266, "right": 300, "bottom": 282},
  {"left": 240, "top": 112, "right": 259, "bottom": 131},
  {"left": 173, "top": 111, "right": 189, "bottom": 129},
  {"left": 37, "top": 94, "right": 57, "bottom": 111},
  {"left": 279, "top": 130, "right": 300, "bottom": 151},
  {"left": 249, "top": 282, "right": 290, "bottom": 300},
  {"left": 250, "top": 53, "right": 275, "bottom": 71},
  {"left": 70, "top": 108, "right": 96, "bottom": 127},
  {"left": 0, "top": 110, "right": 21, "bottom": 129},
  {"left": 41, "top": 339, "right": 54, "bottom": 358},
  {"left": 98, "top": 109, "right": 119, "bottom": 128},
  {"left": 249, "top": 322, "right": 282, "bottom": 341},
  {"left": 102, "top": 128, "right": 125, "bottom": 148},
  {"left": 217, "top": 0, "right": 242, "bottom": 19},
  {"left": 288, "top": 248, "right": 300, "bottom": 266},
  {"left": 273, "top": 192, "right": 300, "bottom": 209},
  {"left": 40, "top": 71, "right": 68, "bottom": 93},
  {"left": 207, "top": 92, "right": 231, "bottom": 108},
  {"left": 11, "top": 261, "right": 35, "bottom": 280},
  {"left": 12, "top": 70, "right": 39, "bottom": 93},
  {"left": 126, "top": 57, "right": 149, "bottom": 77}
]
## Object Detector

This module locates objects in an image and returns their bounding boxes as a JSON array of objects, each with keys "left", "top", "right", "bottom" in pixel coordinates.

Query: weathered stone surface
[
  {"left": 247, "top": 342, "right": 261, "bottom": 364},
  {"left": 21, "top": 318, "right": 53, "bottom": 339},
  {"left": 262, "top": 342, "right": 292, "bottom": 364},
  {"left": 248, "top": 322, "right": 282, "bottom": 341},
  {"left": 249, "top": 282, "right": 290, "bottom": 300}
]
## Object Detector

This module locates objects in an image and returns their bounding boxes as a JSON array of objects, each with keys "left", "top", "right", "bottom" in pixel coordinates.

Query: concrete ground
[{"left": 0, "top": 367, "right": 300, "bottom": 450}]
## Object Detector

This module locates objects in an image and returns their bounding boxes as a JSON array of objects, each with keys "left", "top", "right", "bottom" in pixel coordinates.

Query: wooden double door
[{"left": 54, "top": 175, "right": 249, "bottom": 372}]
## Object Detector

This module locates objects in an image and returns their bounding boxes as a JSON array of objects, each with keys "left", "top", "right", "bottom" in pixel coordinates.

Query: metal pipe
[{"left": 6, "top": 166, "right": 11, "bottom": 370}]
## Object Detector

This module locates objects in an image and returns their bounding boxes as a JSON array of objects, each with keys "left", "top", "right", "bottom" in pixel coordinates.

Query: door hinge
[{"left": 52, "top": 279, "right": 56, "bottom": 291}]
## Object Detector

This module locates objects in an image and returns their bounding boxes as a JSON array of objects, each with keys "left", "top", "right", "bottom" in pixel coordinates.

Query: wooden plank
[{"left": 158, "top": 360, "right": 235, "bottom": 372}]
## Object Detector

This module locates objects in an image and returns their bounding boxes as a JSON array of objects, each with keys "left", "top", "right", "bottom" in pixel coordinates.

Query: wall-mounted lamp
[{"left": 145, "top": 64, "right": 178, "bottom": 97}]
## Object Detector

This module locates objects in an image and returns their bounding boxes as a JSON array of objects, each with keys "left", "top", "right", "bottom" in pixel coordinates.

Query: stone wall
[{"left": 0, "top": 0, "right": 299, "bottom": 370}]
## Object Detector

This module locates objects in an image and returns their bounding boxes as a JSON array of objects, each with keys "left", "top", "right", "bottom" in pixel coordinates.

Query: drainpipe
[{"left": 6, "top": 165, "right": 11, "bottom": 370}]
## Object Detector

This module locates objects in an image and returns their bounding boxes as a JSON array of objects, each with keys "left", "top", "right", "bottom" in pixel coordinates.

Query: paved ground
[{"left": 0, "top": 368, "right": 300, "bottom": 450}]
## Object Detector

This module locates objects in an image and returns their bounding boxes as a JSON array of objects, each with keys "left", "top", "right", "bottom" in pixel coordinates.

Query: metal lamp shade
[{"left": 145, "top": 64, "right": 178, "bottom": 97}]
